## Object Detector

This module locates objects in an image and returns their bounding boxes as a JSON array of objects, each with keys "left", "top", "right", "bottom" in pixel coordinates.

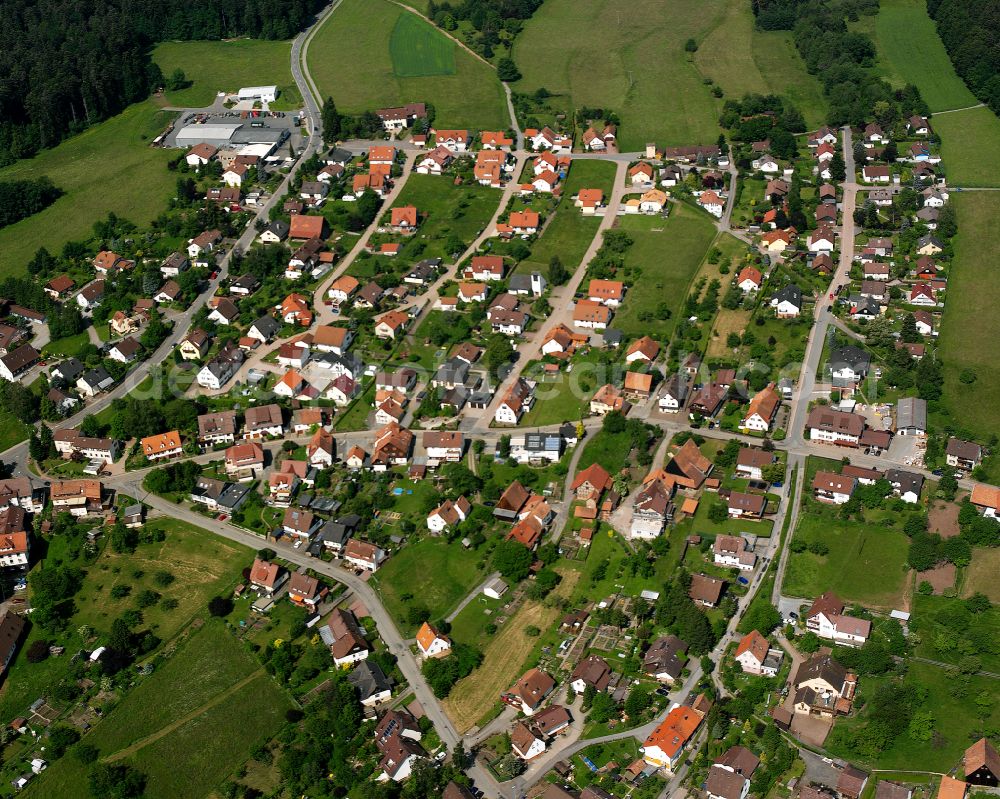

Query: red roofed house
[
  {"left": 734, "top": 630, "right": 782, "bottom": 676},
  {"left": 571, "top": 463, "right": 612, "bottom": 501},
  {"left": 415, "top": 621, "right": 452, "bottom": 659},
  {"left": 289, "top": 214, "right": 328, "bottom": 241},
  {"left": 641, "top": 704, "right": 705, "bottom": 769},
  {"left": 250, "top": 558, "right": 287, "bottom": 595}
]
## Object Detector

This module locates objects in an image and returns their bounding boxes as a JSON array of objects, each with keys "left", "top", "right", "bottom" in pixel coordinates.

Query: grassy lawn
[
  {"left": 370, "top": 538, "right": 487, "bottom": 633},
  {"left": 933, "top": 107, "right": 1000, "bottom": 188},
  {"left": 515, "top": 160, "right": 618, "bottom": 278},
  {"left": 694, "top": 0, "right": 827, "bottom": 127},
  {"left": 613, "top": 211, "right": 731, "bottom": 340},
  {"left": 511, "top": 0, "right": 723, "bottom": 149},
  {"left": 390, "top": 174, "right": 500, "bottom": 259},
  {"left": 0, "top": 409, "right": 30, "bottom": 453},
  {"left": 0, "top": 101, "right": 177, "bottom": 279},
  {"left": 29, "top": 621, "right": 292, "bottom": 799},
  {"left": 42, "top": 331, "right": 94, "bottom": 360},
  {"left": 577, "top": 428, "right": 632, "bottom": 473},
  {"left": 871, "top": 0, "right": 979, "bottom": 112},
  {"left": 937, "top": 194, "right": 1000, "bottom": 437},
  {"left": 152, "top": 39, "right": 301, "bottom": 109},
  {"left": 521, "top": 350, "right": 605, "bottom": 427},
  {"left": 826, "top": 661, "right": 1000, "bottom": 771},
  {"left": 72, "top": 517, "right": 248, "bottom": 643},
  {"left": 308, "top": 0, "right": 508, "bottom": 129},
  {"left": 783, "top": 514, "right": 909, "bottom": 608}
]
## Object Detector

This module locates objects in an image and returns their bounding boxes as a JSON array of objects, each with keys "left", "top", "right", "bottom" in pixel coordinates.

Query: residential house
[
  {"left": 734, "top": 631, "right": 783, "bottom": 676},
  {"left": 736, "top": 448, "right": 776, "bottom": 481},
  {"left": 805, "top": 591, "right": 871, "bottom": 647},
  {"left": 812, "top": 471, "right": 856, "bottom": 504},
  {"left": 198, "top": 411, "right": 239, "bottom": 447},
  {"left": 495, "top": 378, "right": 535, "bottom": 425},
  {"left": 946, "top": 438, "right": 982, "bottom": 470},
  {"left": 793, "top": 652, "right": 857, "bottom": 716},
  {"left": 249, "top": 558, "right": 287, "bottom": 595},
  {"left": 740, "top": 385, "right": 780, "bottom": 432},
  {"left": 140, "top": 430, "right": 182, "bottom": 461},
  {"left": 570, "top": 656, "right": 612, "bottom": 694},
  {"left": 344, "top": 539, "right": 386, "bottom": 571},
  {"left": 242, "top": 404, "right": 284, "bottom": 439},
  {"left": 641, "top": 703, "right": 704, "bottom": 769},
  {"left": 644, "top": 634, "right": 688, "bottom": 683},
  {"left": 714, "top": 535, "right": 756, "bottom": 571},
  {"left": 507, "top": 668, "right": 556, "bottom": 716}
]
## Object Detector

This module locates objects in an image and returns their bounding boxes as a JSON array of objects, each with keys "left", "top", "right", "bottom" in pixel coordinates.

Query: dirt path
[{"left": 105, "top": 670, "right": 265, "bottom": 761}]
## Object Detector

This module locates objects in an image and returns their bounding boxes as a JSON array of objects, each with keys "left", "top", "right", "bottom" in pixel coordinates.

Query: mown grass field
[
  {"left": 613, "top": 208, "right": 726, "bottom": 340},
  {"left": 370, "top": 538, "right": 487, "bottom": 633},
  {"left": 0, "top": 410, "right": 29, "bottom": 454},
  {"left": 694, "top": 0, "right": 827, "bottom": 127},
  {"left": 0, "top": 101, "right": 177, "bottom": 279},
  {"left": 937, "top": 194, "right": 1000, "bottom": 437},
  {"left": 511, "top": 0, "right": 724, "bottom": 150},
  {"left": 515, "top": 159, "right": 617, "bottom": 277},
  {"left": 27, "top": 621, "right": 291, "bottom": 799},
  {"left": 783, "top": 514, "right": 910, "bottom": 608},
  {"left": 963, "top": 547, "right": 1000, "bottom": 602},
  {"left": 389, "top": 13, "right": 455, "bottom": 77},
  {"left": 871, "top": 0, "right": 978, "bottom": 112},
  {"left": 152, "top": 40, "right": 302, "bottom": 109},
  {"left": 308, "top": 0, "right": 507, "bottom": 129},
  {"left": 933, "top": 108, "right": 1000, "bottom": 188}
]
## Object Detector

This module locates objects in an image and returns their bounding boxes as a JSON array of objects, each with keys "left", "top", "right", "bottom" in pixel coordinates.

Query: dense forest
[
  {"left": 0, "top": 0, "right": 324, "bottom": 165},
  {"left": 751, "top": 0, "right": 928, "bottom": 126},
  {"left": 427, "top": 0, "right": 543, "bottom": 57},
  {"left": 0, "top": 178, "right": 62, "bottom": 229},
  {"left": 928, "top": 0, "right": 1000, "bottom": 114}
]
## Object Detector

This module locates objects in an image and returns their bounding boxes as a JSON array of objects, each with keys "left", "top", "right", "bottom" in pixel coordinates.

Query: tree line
[
  {"left": 750, "top": 0, "right": 929, "bottom": 127},
  {"left": 0, "top": 177, "right": 62, "bottom": 228},
  {"left": 928, "top": 0, "right": 1000, "bottom": 115},
  {"left": 0, "top": 0, "right": 325, "bottom": 164}
]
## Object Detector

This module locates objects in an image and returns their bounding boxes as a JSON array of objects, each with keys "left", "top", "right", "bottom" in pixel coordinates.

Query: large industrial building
[{"left": 174, "top": 122, "right": 288, "bottom": 153}]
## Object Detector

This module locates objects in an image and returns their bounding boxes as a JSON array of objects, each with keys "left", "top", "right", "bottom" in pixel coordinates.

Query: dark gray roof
[
  {"left": 830, "top": 345, "right": 871, "bottom": 372},
  {"left": 886, "top": 468, "right": 924, "bottom": 496},
  {"left": 250, "top": 315, "right": 281, "bottom": 339},
  {"left": 771, "top": 283, "right": 802, "bottom": 308},
  {"left": 52, "top": 358, "right": 84, "bottom": 382},
  {"left": 347, "top": 660, "right": 391, "bottom": 701}
]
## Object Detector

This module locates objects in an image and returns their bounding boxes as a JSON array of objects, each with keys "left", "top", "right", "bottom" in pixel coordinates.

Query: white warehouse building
[{"left": 238, "top": 85, "right": 279, "bottom": 103}]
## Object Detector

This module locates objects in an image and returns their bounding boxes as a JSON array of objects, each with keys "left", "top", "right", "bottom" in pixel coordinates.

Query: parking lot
[{"left": 161, "top": 108, "right": 306, "bottom": 154}]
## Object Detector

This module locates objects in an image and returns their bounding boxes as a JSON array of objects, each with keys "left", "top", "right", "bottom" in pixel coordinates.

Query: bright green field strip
[
  {"left": 0, "top": 410, "right": 30, "bottom": 454},
  {"left": 783, "top": 514, "right": 909, "bottom": 608},
  {"left": 0, "top": 101, "right": 177, "bottom": 279},
  {"left": 390, "top": 12, "right": 455, "bottom": 77},
  {"left": 695, "top": 0, "right": 826, "bottom": 128},
  {"left": 511, "top": 0, "right": 724, "bottom": 150},
  {"left": 937, "top": 193, "right": 1000, "bottom": 439},
  {"left": 612, "top": 207, "right": 720, "bottom": 340},
  {"left": 153, "top": 39, "right": 302, "bottom": 109},
  {"left": 308, "top": 0, "right": 507, "bottom": 129},
  {"left": 933, "top": 107, "right": 1000, "bottom": 188},
  {"left": 874, "top": 0, "right": 978, "bottom": 112},
  {"left": 515, "top": 159, "right": 617, "bottom": 278}
]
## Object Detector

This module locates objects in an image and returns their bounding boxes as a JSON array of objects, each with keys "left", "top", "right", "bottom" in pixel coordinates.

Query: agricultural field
[
  {"left": 370, "top": 538, "right": 488, "bottom": 634},
  {"left": 782, "top": 513, "right": 910, "bottom": 609},
  {"left": 307, "top": 0, "right": 508, "bottom": 129},
  {"left": 152, "top": 40, "right": 301, "bottom": 109},
  {"left": 0, "top": 101, "right": 177, "bottom": 279},
  {"left": 511, "top": 0, "right": 724, "bottom": 150},
  {"left": 514, "top": 159, "right": 618, "bottom": 278},
  {"left": 933, "top": 108, "right": 1000, "bottom": 188},
  {"left": 870, "top": 0, "right": 979, "bottom": 112},
  {"left": 937, "top": 194, "right": 1000, "bottom": 438},
  {"left": 27, "top": 621, "right": 291, "bottom": 799},
  {"left": 613, "top": 211, "right": 732, "bottom": 341},
  {"left": 694, "top": 0, "right": 827, "bottom": 127}
]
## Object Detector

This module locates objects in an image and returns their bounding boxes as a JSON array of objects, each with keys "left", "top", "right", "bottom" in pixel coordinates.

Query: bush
[
  {"left": 26, "top": 638, "right": 50, "bottom": 663},
  {"left": 74, "top": 742, "right": 100, "bottom": 764},
  {"left": 208, "top": 596, "right": 233, "bottom": 617},
  {"left": 110, "top": 584, "right": 131, "bottom": 599}
]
